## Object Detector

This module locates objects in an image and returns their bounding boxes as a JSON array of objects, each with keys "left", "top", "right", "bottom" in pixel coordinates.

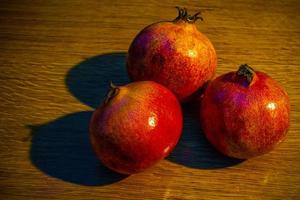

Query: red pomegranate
[
  {"left": 127, "top": 7, "right": 217, "bottom": 102},
  {"left": 200, "top": 64, "right": 290, "bottom": 159},
  {"left": 89, "top": 81, "right": 183, "bottom": 174}
]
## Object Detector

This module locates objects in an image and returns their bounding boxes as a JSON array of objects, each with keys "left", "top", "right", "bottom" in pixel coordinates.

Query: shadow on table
[
  {"left": 30, "top": 112, "right": 128, "bottom": 186},
  {"left": 65, "top": 52, "right": 129, "bottom": 109},
  {"left": 30, "top": 52, "right": 243, "bottom": 187},
  {"left": 167, "top": 102, "right": 245, "bottom": 169},
  {"left": 30, "top": 52, "right": 129, "bottom": 186}
]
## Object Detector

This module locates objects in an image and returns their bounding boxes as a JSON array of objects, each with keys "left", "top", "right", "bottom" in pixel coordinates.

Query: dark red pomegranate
[
  {"left": 89, "top": 81, "right": 183, "bottom": 174},
  {"left": 200, "top": 64, "right": 290, "bottom": 159},
  {"left": 127, "top": 7, "right": 217, "bottom": 102}
]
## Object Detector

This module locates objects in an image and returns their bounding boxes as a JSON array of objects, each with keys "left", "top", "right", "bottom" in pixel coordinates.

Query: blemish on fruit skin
[{"left": 151, "top": 54, "right": 165, "bottom": 66}]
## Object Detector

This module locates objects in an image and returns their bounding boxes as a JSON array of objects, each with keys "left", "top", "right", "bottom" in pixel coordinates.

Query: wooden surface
[{"left": 0, "top": 0, "right": 300, "bottom": 199}]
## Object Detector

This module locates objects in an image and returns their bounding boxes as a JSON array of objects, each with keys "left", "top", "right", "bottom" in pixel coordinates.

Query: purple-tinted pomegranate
[{"left": 200, "top": 64, "right": 290, "bottom": 159}]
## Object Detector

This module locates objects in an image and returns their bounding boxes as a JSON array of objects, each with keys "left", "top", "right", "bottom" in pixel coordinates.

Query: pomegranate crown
[
  {"left": 174, "top": 7, "right": 203, "bottom": 23},
  {"left": 237, "top": 64, "right": 255, "bottom": 85},
  {"left": 104, "top": 81, "right": 119, "bottom": 104}
]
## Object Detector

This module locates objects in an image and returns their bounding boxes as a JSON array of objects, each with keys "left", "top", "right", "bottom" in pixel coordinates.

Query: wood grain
[{"left": 0, "top": 0, "right": 300, "bottom": 199}]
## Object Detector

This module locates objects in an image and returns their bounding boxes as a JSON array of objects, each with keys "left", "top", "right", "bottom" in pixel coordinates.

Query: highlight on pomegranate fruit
[
  {"left": 89, "top": 81, "right": 183, "bottom": 174},
  {"left": 200, "top": 64, "right": 290, "bottom": 159},
  {"left": 127, "top": 7, "right": 217, "bottom": 102}
]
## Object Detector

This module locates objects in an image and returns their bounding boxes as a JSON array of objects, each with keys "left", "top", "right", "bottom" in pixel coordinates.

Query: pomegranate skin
[
  {"left": 200, "top": 65, "right": 290, "bottom": 159},
  {"left": 127, "top": 9, "right": 217, "bottom": 102},
  {"left": 89, "top": 81, "right": 183, "bottom": 174}
]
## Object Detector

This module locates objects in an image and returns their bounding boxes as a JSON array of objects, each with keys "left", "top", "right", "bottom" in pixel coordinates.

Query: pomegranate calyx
[
  {"left": 237, "top": 64, "right": 255, "bottom": 85},
  {"left": 104, "top": 81, "right": 120, "bottom": 104},
  {"left": 174, "top": 6, "right": 203, "bottom": 23}
]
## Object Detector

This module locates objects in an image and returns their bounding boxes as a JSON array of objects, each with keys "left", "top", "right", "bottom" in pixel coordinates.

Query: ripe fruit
[
  {"left": 200, "top": 64, "right": 290, "bottom": 159},
  {"left": 127, "top": 7, "right": 217, "bottom": 102},
  {"left": 89, "top": 81, "right": 183, "bottom": 174}
]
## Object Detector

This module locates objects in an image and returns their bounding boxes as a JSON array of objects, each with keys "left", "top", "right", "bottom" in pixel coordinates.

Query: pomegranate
[
  {"left": 127, "top": 7, "right": 217, "bottom": 102},
  {"left": 89, "top": 81, "right": 183, "bottom": 174},
  {"left": 200, "top": 64, "right": 290, "bottom": 159}
]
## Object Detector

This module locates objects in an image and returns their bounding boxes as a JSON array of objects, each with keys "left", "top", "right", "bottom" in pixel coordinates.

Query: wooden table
[{"left": 0, "top": 0, "right": 299, "bottom": 199}]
